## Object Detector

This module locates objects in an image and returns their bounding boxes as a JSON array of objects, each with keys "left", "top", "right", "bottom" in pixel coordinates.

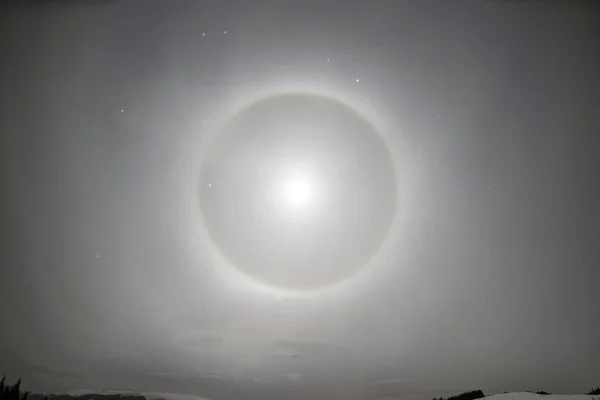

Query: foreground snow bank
[{"left": 485, "top": 393, "right": 599, "bottom": 400}]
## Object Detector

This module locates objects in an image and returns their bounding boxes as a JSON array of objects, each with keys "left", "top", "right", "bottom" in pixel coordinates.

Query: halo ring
[{"left": 194, "top": 87, "right": 402, "bottom": 298}]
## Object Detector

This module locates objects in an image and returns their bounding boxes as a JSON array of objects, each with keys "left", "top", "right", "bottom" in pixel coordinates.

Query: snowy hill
[
  {"left": 373, "top": 391, "right": 600, "bottom": 400},
  {"left": 25, "top": 391, "right": 210, "bottom": 400},
  {"left": 485, "top": 394, "right": 599, "bottom": 400},
  {"left": 22, "top": 389, "right": 600, "bottom": 400}
]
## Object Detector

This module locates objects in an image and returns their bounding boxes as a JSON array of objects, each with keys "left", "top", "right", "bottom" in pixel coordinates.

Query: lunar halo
[{"left": 193, "top": 86, "right": 402, "bottom": 298}]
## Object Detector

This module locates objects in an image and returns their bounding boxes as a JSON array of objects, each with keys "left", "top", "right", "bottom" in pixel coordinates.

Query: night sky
[{"left": 1, "top": 1, "right": 599, "bottom": 400}]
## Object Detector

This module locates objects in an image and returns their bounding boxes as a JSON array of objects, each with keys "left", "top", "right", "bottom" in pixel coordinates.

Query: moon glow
[
  {"left": 279, "top": 173, "right": 315, "bottom": 209},
  {"left": 198, "top": 93, "right": 397, "bottom": 292}
]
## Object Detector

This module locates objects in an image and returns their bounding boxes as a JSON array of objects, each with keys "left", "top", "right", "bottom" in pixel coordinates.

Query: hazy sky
[{"left": 1, "top": 1, "right": 599, "bottom": 399}]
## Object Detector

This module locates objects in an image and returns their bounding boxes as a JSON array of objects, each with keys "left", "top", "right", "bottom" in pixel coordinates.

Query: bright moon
[
  {"left": 198, "top": 93, "right": 397, "bottom": 292},
  {"left": 278, "top": 173, "right": 315, "bottom": 209}
]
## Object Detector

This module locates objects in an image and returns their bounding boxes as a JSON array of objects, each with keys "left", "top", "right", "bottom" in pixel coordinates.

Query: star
[
  {"left": 120, "top": 109, "right": 124, "bottom": 112},
  {"left": 355, "top": 78, "right": 360, "bottom": 83}
]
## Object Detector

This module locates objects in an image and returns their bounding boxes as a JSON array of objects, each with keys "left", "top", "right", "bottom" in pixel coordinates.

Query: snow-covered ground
[
  {"left": 26, "top": 391, "right": 210, "bottom": 400},
  {"left": 24, "top": 389, "right": 600, "bottom": 400},
  {"left": 485, "top": 394, "right": 599, "bottom": 400}
]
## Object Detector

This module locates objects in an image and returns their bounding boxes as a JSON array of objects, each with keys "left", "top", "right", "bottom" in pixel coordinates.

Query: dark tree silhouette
[
  {"left": 435, "top": 390, "right": 486, "bottom": 400},
  {"left": 587, "top": 387, "right": 600, "bottom": 395},
  {"left": 526, "top": 391, "right": 551, "bottom": 395},
  {"left": 0, "top": 376, "right": 29, "bottom": 400}
]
